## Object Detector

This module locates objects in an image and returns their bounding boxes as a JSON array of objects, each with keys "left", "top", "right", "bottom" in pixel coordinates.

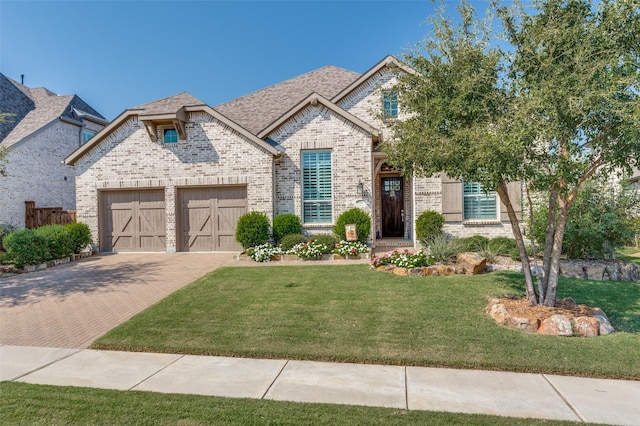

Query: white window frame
[{"left": 463, "top": 181, "right": 499, "bottom": 221}]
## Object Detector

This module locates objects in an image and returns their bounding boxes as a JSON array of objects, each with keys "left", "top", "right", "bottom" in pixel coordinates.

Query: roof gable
[
  {"left": 331, "top": 55, "right": 415, "bottom": 104},
  {"left": 65, "top": 92, "right": 281, "bottom": 165},
  {"left": 0, "top": 74, "right": 106, "bottom": 148},
  {"left": 214, "top": 65, "right": 360, "bottom": 135},
  {"left": 258, "top": 93, "right": 380, "bottom": 142}
]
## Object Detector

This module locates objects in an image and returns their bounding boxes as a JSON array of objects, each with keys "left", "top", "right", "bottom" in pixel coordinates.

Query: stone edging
[{"left": 487, "top": 298, "right": 615, "bottom": 337}]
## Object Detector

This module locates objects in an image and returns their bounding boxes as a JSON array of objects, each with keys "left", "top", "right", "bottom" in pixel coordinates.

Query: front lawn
[
  {"left": 0, "top": 382, "right": 597, "bottom": 426},
  {"left": 92, "top": 265, "right": 640, "bottom": 380}
]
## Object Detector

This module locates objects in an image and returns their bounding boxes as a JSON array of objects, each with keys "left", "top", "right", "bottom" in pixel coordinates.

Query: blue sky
[{"left": 1, "top": 1, "right": 481, "bottom": 120}]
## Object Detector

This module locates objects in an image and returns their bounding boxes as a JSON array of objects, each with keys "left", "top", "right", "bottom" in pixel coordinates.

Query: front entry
[{"left": 381, "top": 177, "right": 404, "bottom": 238}]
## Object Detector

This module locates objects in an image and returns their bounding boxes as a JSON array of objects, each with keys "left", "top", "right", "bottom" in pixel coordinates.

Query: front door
[{"left": 381, "top": 177, "right": 404, "bottom": 238}]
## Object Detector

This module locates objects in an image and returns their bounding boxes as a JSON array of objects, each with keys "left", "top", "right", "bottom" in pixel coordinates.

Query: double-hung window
[
  {"left": 382, "top": 90, "right": 398, "bottom": 118},
  {"left": 302, "top": 150, "right": 332, "bottom": 223},
  {"left": 463, "top": 181, "right": 497, "bottom": 220}
]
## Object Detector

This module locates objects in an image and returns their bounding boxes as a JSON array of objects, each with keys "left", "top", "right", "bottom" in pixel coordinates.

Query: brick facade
[
  {"left": 74, "top": 114, "right": 274, "bottom": 252},
  {"left": 0, "top": 121, "right": 79, "bottom": 227}
]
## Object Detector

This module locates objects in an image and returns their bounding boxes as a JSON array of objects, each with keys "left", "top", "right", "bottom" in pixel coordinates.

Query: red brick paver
[{"left": 0, "top": 253, "right": 235, "bottom": 348}]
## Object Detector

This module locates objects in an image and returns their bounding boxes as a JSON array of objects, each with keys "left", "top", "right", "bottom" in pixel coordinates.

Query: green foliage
[
  {"left": 288, "top": 240, "right": 329, "bottom": 259},
  {"left": 272, "top": 214, "right": 302, "bottom": 244},
  {"left": 3, "top": 229, "right": 48, "bottom": 268},
  {"left": 386, "top": 0, "right": 640, "bottom": 305},
  {"left": 311, "top": 234, "right": 338, "bottom": 253},
  {"left": 488, "top": 237, "right": 518, "bottom": 256},
  {"left": 424, "top": 234, "right": 462, "bottom": 263},
  {"left": 457, "top": 235, "right": 490, "bottom": 252},
  {"left": 65, "top": 222, "right": 92, "bottom": 254},
  {"left": 0, "top": 222, "right": 18, "bottom": 251},
  {"left": 34, "top": 224, "right": 74, "bottom": 260},
  {"left": 333, "top": 208, "right": 371, "bottom": 243},
  {"left": 415, "top": 210, "right": 445, "bottom": 243},
  {"left": 333, "top": 240, "right": 369, "bottom": 256},
  {"left": 533, "top": 180, "right": 638, "bottom": 258},
  {"left": 235, "top": 212, "right": 270, "bottom": 249},
  {"left": 279, "top": 234, "right": 308, "bottom": 251}
]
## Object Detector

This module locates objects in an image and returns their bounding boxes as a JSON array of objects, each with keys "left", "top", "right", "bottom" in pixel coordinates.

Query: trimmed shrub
[
  {"left": 272, "top": 214, "right": 302, "bottom": 244},
  {"left": 311, "top": 234, "right": 338, "bottom": 254},
  {"left": 279, "top": 234, "right": 308, "bottom": 252},
  {"left": 34, "top": 224, "right": 73, "bottom": 260},
  {"left": 416, "top": 210, "right": 445, "bottom": 242},
  {"left": 488, "top": 237, "right": 518, "bottom": 256},
  {"left": 333, "top": 208, "right": 371, "bottom": 243},
  {"left": 457, "top": 235, "right": 490, "bottom": 252},
  {"left": 235, "top": 212, "right": 270, "bottom": 249},
  {"left": 3, "top": 229, "right": 48, "bottom": 268},
  {"left": 65, "top": 222, "right": 93, "bottom": 254}
]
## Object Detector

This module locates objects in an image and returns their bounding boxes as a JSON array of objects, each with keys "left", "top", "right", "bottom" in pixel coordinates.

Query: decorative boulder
[
  {"left": 539, "top": 314, "right": 573, "bottom": 336},
  {"left": 507, "top": 314, "right": 539, "bottom": 333},
  {"left": 456, "top": 252, "right": 487, "bottom": 275},
  {"left": 573, "top": 316, "right": 599, "bottom": 337}
]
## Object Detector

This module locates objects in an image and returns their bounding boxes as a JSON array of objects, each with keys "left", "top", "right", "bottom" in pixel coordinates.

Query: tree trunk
[
  {"left": 541, "top": 190, "right": 558, "bottom": 298},
  {"left": 526, "top": 184, "right": 545, "bottom": 302},
  {"left": 542, "top": 198, "right": 569, "bottom": 307},
  {"left": 496, "top": 182, "right": 538, "bottom": 305}
]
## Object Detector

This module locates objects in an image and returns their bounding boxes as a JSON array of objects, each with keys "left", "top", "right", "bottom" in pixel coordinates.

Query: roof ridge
[
  {"left": 215, "top": 64, "right": 359, "bottom": 108},
  {"left": 132, "top": 91, "right": 206, "bottom": 111}
]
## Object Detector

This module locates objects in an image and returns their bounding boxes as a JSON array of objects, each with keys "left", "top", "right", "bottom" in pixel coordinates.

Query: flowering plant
[
  {"left": 288, "top": 240, "right": 328, "bottom": 259},
  {"left": 333, "top": 240, "right": 369, "bottom": 256},
  {"left": 246, "top": 243, "right": 283, "bottom": 262},
  {"left": 370, "top": 249, "right": 431, "bottom": 268}
]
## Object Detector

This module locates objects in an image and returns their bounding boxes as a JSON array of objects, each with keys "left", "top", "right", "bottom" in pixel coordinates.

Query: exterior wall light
[{"left": 356, "top": 181, "right": 364, "bottom": 196}]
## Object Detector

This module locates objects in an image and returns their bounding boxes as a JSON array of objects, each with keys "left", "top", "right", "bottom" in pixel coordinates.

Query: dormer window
[
  {"left": 382, "top": 90, "right": 398, "bottom": 118},
  {"left": 163, "top": 128, "right": 178, "bottom": 143},
  {"left": 82, "top": 129, "right": 95, "bottom": 144}
]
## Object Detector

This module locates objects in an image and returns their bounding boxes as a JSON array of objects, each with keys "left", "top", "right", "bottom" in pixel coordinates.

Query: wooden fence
[{"left": 25, "top": 201, "right": 76, "bottom": 229}]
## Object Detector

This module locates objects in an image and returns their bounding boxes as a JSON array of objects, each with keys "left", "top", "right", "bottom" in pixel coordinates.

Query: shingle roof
[
  {"left": 133, "top": 92, "right": 206, "bottom": 115},
  {"left": 214, "top": 65, "right": 360, "bottom": 134},
  {"left": 0, "top": 74, "right": 106, "bottom": 148}
]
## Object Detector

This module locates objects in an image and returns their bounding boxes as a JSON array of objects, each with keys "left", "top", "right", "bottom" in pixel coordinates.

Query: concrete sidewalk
[{"left": 2, "top": 345, "right": 639, "bottom": 425}]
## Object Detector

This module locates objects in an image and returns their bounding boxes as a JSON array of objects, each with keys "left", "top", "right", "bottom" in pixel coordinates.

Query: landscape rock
[
  {"left": 573, "top": 316, "right": 599, "bottom": 337},
  {"left": 487, "top": 300, "right": 509, "bottom": 325},
  {"left": 559, "top": 259, "right": 639, "bottom": 282},
  {"left": 507, "top": 314, "right": 539, "bottom": 333},
  {"left": 408, "top": 267, "right": 424, "bottom": 277},
  {"left": 539, "top": 315, "right": 573, "bottom": 336},
  {"left": 594, "top": 314, "right": 615, "bottom": 335},
  {"left": 393, "top": 267, "right": 408, "bottom": 276},
  {"left": 456, "top": 252, "right": 487, "bottom": 275}
]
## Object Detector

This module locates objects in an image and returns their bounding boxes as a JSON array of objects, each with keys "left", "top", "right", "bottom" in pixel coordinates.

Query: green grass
[
  {"left": 617, "top": 247, "right": 640, "bottom": 265},
  {"left": 92, "top": 265, "right": 640, "bottom": 380},
  {"left": 0, "top": 382, "right": 600, "bottom": 426}
]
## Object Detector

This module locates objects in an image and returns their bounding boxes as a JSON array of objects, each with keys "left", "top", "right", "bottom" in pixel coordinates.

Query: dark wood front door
[{"left": 381, "top": 177, "right": 404, "bottom": 238}]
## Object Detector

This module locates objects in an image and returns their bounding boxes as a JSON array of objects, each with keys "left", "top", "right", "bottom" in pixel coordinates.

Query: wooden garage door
[
  {"left": 178, "top": 187, "right": 247, "bottom": 252},
  {"left": 101, "top": 190, "right": 166, "bottom": 252}
]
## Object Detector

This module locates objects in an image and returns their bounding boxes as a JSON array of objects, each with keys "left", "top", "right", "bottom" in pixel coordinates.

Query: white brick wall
[
  {"left": 269, "top": 104, "right": 374, "bottom": 240},
  {"left": 0, "top": 121, "right": 80, "bottom": 228},
  {"left": 74, "top": 113, "right": 274, "bottom": 252}
]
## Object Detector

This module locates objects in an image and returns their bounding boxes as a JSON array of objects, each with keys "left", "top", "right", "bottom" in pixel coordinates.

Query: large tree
[{"left": 385, "top": 0, "right": 640, "bottom": 306}]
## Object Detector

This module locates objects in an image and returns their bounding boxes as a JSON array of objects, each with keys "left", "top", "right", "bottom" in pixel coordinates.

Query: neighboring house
[
  {"left": 65, "top": 56, "right": 520, "bottom": 253},
  {"left": 0, "top": 74, "right": 107, "bottom": 228}
]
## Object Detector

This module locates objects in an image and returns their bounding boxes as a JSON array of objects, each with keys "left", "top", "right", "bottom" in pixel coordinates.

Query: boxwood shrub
[
  {"left": 279, "top": 233, "right": 308, "bottom": 251},
  {"left": 3, "top": 229, "right": 49, "bottom": 268},
  {"left": 35, "top": 224, "right": 73, "bottom": 260},
  {"left": 416, "top": 210, "right": 445, "bottom": 242},
  {"left": 311, "top": 234, "right": 338, "bottom": 254},
  {"left": 235, "top": 212, "right": 271, "bottom": 249},
  {"left": 333, "top": 208, "right": 371, "bottom": 243},
  {"left": 272, "top": 214, "right": 302, "bottom": 244},
  {"left": 65, "top": 222, "right": 93, "bottom": 254}
]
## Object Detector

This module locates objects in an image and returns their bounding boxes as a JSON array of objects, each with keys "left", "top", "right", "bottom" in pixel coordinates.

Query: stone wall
[{"left": 74, "top": 113, "right": 275, "bottom": 252}]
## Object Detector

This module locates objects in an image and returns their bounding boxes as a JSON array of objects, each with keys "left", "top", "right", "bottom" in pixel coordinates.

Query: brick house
[
  {"left": 0, "top": 73, "right": 107, "bottom": 228},
  {"left": 65, "top": 56, "right": 520, "bottom": 253}
]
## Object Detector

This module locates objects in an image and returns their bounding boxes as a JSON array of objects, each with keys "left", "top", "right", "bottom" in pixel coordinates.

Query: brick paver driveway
[{"left": 0, "top": 253, "right": 235, "bottom": 348}]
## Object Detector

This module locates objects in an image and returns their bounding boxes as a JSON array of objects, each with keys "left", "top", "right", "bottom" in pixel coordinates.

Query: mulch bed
[{"left": 498, "top": 296, "right": 598, "bottom": 322}]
